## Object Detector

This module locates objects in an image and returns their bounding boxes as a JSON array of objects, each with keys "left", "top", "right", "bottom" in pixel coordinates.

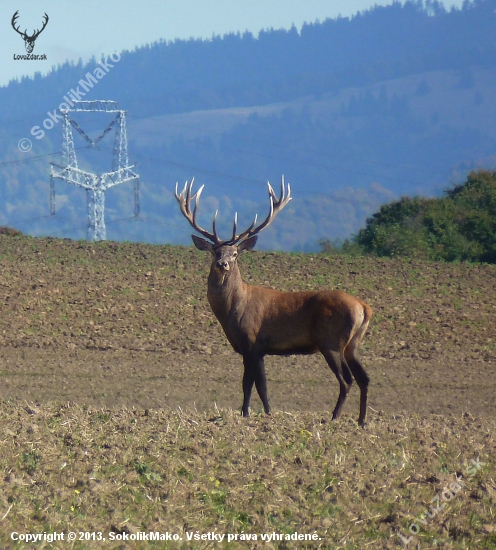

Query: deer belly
[
  {"left": 261, "top": 326, "right": 317, "bottom": 355},
  {"left": 270, "top": 345, "right": 318, "bottom": 356}
]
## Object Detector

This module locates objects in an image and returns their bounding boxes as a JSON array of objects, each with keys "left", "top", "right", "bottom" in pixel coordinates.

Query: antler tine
[
  {"left": 174, "top": 178, "right": 221, "bottom": 244},
  {"left": 212, "top": 210, "right": 219, "bottom": 243},
  {"left": 11, "top": 11, "right": 23, "bottom": 35},
  {"left": 191, "top": 183, "right": 207, "bottom": 228},
  {"left": 231, "top": 212, "right": 238, "bottom": 242},
  {"left": 267, "top": 182, "right": 277, "bottom": 202},
  {"left": 280, "top": 174, "right": 286, "bottom": 201},
  {"left": 184, "top": 177, "right": 194, "bottom": 206}
]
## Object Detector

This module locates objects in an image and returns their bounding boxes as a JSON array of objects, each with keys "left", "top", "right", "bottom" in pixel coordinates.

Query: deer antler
[
  {"left": 32, "top": 13, "right": 49, "bottom": 40},
  {"left": 11, "top": 11, "right": 49, "bottom": 39},
  {"left": 175, "top": 178, "right": 222, "bottom": 244},
  {"left": 11, "top": 11, "right": 25, "bottom": 37},
  {"left": 175, "top": 176, "right": 291, "bottom": 245},
  {"left": 229, "top": 175, "right": 292, "bottom": 244}
]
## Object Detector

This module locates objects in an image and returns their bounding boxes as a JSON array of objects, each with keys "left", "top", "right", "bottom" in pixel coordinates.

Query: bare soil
[
  {"left": 0, "top": 235, "right": 494, "bottom": 548},
  {"left": 0, "top": 236, "right": 494, "bottom": 419}
]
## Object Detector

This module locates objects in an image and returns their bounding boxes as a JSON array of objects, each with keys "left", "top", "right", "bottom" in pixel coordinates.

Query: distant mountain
[{"left": 1, "top": 0, "right": 496, "bottom": 251}]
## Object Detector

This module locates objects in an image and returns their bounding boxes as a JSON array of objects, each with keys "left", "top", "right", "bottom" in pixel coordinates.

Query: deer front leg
[
  {"left": 242, "top": 353, "right": 269, "bottom": 416},
  {"left": 241, "top": 356, "right": 256, "bottom": 417}
]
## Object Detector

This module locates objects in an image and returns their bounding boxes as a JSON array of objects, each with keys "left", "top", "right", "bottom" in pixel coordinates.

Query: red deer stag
[{"left": 175, "top": 177, "right": 372, "bottom": 425}]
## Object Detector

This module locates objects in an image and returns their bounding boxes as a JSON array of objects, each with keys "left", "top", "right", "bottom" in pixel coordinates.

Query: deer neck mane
[{"left": 207, "top": 262, "right": 248, "bottom": 316}]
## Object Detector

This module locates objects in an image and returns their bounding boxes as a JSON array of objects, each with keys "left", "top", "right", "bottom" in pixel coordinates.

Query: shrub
[{"left": 349, "top": 170, "right": 496, "bottom": 263}]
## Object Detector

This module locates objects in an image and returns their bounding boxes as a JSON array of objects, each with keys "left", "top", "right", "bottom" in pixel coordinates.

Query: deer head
[{"left": 12, "top": 11, "right": 49, "bottom": 53}]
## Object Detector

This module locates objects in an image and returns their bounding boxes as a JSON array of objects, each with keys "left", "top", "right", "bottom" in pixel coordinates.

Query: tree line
[
  {"left": 339, "top": 170, "right": 496, "bottom": 263},
  {"left": 1, "top": 0, "right": 495, "bottom": 121}
]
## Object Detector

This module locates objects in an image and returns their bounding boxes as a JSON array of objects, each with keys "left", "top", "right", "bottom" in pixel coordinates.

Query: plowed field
[{"left": 1, "top": 236, "right": 494, "bottom": 418}]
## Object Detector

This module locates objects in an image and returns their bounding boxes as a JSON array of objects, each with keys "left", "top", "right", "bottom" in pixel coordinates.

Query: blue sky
[{"left": 1, "top": 0, "right": 466, "bottom": 87}]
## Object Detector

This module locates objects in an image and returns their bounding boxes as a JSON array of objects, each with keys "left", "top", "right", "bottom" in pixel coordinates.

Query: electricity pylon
[{"left": 50, "top": 100, "right": 139, "bottom": 241}]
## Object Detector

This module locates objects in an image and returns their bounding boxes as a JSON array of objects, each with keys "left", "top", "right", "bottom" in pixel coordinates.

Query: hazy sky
[{"left": 0, "top": 0, "right": 467, "bottom": 87}]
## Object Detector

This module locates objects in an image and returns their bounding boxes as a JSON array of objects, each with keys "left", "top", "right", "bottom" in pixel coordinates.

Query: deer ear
[
  {"left": 192, "top": 234, "right": 213, "bottom": 252},
  {"left": 238, "top": 235, "right": 258, "bottom": 252}
]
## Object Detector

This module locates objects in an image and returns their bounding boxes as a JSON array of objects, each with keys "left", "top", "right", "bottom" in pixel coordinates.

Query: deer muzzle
[{"left": 215, "top": 260, "right": 230, "bottom": 272}]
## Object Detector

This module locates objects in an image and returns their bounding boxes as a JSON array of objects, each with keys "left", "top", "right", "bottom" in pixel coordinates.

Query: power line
[
  {"left": 0, "top": 105, "right": 458, "bottom": 241},
  {"left": 0, "top": 144, "right": 93, "bottom": 169},
  {"left": 129, "top": 111, "right": 452, "bottom": 184},
  {"left": 1, "top": 213, "right": 53, "bottom": 228},
  {"left": 1, "top": 137, "right": 395, "bottom": 251},
  {"left": 0, "top": 150, "right": 60, "bottom": 168},
  {"left": 98, "top": 144, "right": 383, "bottom": 206},
  {"left": 1, "top": 104, "right": 452, "bottom": 188}
]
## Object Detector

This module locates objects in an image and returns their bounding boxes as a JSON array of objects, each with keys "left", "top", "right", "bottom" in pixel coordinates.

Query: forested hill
[
  {"left": 1, "top": 1, "right": 496, "bottom": 250},
  {"left": 3, "top": 0, "right": 495, "bottom": 119}
]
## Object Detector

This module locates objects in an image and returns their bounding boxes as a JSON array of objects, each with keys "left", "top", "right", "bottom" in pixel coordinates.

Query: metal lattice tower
[{"left": 50, "top": 100, "right": 139, "bottom": 241}]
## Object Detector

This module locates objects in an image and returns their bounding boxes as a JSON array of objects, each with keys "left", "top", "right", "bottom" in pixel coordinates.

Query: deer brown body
[{"left": 176, "top": 178, "right": 372, "bottom": 425}]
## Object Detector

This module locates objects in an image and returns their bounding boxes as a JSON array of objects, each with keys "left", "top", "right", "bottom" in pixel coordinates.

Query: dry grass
[{"left": 0, "top": 403, "right": 495, "bottom": 549}]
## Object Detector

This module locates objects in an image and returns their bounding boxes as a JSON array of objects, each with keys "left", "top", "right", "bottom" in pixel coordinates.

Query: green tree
[{"left": 351, "top": 170, "right": 496, "bottom": 263}]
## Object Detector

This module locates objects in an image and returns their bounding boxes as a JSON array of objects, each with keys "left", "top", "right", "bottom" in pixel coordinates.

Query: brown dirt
[{"left": 0, "top": 236, "right": 494, "bottom": 419}]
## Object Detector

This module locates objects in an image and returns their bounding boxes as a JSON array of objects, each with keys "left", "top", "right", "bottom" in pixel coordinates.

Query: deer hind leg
[
  {"left": 344, "top": 344, "right": 370, "bottom": 426},
  {"left": 321, "top": 349, "right": 352, "bottom": 421},
  {"left": 242, "top": 353, "right": 270, "bottom": 416}
]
